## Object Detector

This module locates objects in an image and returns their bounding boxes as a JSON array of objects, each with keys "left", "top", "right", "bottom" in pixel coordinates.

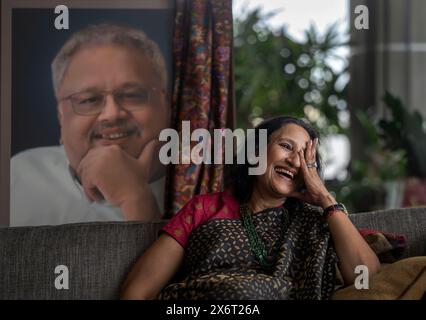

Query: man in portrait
[{"left": 10, "top": 23, "right": 170, "bottom": 226}]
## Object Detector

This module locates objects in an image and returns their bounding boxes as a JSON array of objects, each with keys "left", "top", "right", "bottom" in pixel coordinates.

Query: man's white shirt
[{"left": 10, "top": 146, "right": 165, "bottom": 226}]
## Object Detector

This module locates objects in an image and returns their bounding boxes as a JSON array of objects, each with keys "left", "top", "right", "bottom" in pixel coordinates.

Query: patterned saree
[{"left": 158, "top": 193, "right": 337, "bottom": 300}]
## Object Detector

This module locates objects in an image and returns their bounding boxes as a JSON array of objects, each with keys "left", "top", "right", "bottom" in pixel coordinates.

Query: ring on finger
[{"left": 306, "top": 162, "right": 317, "bottom": 168}]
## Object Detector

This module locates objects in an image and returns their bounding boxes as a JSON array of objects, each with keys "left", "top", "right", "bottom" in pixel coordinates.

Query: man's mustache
[{"left": 89, "top": 119, "right": 143, "bottom": 138}]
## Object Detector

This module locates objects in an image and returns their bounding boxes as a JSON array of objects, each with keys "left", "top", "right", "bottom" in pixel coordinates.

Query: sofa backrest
[
  {"left": 1, "top": 207, "right": 425, "bottom": 299},
  {"left": 0, "top": 221, "right": 166, "bottom": 299}
]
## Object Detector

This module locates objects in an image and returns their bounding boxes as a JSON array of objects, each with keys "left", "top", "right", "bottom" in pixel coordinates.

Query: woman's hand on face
[{"left": 289, "top": 138, "right": 336, "bottom": 208}]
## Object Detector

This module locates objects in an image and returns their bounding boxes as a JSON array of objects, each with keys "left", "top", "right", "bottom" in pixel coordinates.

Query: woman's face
[{"left": 255, "top": 123, "right": 312, "bottom": 198}]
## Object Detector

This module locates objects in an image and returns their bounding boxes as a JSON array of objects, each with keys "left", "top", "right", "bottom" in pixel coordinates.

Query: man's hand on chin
[{"left": 76, "top": 140, "right": 162, "bottom": 221}]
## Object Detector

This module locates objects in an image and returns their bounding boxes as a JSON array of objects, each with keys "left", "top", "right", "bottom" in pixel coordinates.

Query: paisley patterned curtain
[{"left": 165, "top": 0, "right": 235, "bottom": 217}]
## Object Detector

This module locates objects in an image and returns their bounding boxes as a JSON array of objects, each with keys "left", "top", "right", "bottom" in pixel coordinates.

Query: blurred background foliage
[
  {"left": 233, "top": 8, "right": 426, "bottom": 213},
  {"left": 331, "top": 92, "right": 426, "bottom": 212},
  {"left": 234, "top": 9, "right": 349, "bottom": 135}
]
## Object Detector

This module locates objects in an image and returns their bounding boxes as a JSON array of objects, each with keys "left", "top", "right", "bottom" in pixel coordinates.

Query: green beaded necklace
[{"left": 240, "top": 204, "right": 274, "bottom": 270}]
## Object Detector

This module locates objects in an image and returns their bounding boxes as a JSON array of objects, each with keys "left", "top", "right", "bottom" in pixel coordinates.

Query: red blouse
[{"left": 161, "top": 190, "right": 241, "bottom": 248}]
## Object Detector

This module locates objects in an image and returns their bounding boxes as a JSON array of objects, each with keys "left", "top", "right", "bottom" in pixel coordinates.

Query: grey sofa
[{"left": 1, "top": 207, "right": 425, "bottom": 300}]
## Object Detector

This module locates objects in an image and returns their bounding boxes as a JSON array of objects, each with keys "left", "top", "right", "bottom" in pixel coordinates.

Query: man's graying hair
[{"left": 51, "top": 23, "right": 168, "bottom": 96}]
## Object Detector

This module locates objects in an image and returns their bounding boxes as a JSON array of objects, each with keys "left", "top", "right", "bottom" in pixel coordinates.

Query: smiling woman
[
  {"left": 121, "top": 115, "right": 380, "bottom": 300},
  {"left": 232, "top": 117, "right": 322, "bottom": 209}
]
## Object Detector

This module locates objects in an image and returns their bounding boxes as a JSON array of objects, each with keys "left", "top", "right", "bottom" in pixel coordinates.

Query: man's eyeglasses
[{"left": 59, "top": 86, "right": 159, "bottom": 116}]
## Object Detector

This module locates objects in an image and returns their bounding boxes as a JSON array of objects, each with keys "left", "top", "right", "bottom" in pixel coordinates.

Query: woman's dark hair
[{"left": 229, "top": 116, "right": 323, "bottom": 210}]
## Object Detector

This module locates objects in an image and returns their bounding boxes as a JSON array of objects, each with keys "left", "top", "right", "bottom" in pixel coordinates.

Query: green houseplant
[
  {"left": 334, "top": 92, "right": 426, "bottom": 212},
  {"left": 378, "top": 92, "right": 426, "bottom": 179},
  {"left": 377, "top": 92, "right": 426, "bottom": 207}
]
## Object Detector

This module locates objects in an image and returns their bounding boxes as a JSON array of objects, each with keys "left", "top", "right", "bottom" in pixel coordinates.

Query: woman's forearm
[
  {"left": 121, "top": 234, "right": 185, "bottom": 300},
  {"left": 326, "top": 212, "right": 381, "bottom": 285}
]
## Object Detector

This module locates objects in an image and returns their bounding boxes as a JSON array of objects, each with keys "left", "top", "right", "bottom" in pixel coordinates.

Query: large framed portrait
[{"left": 1, "top": 0, "right": 174, "bottom": 226}]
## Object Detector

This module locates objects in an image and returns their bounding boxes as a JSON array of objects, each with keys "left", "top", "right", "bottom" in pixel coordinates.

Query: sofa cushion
[
  {"left": 0, "top": 221, "right": 166, "bottom": 299},
  {"left": 359, "top": 228, "right": 408, "bottom": 263},
  {"left": 332, "top": 256, "right": 426, "bottom": 300}
]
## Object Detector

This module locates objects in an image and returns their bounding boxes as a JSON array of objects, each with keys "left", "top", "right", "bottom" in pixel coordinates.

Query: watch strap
[{"left": 323, "top": 203, "right": 348, "bottom": 218}]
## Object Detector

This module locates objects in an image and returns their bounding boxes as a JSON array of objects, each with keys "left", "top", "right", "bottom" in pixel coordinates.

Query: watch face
[
  {"left": 339, "top": 203, "right": 348, "bottom": 213},
  {"left": 324, "top": 203, "right": 348, "bottom": 216},
  {"left": 334, "top": 203, "right": 348, "bottom": 214}
]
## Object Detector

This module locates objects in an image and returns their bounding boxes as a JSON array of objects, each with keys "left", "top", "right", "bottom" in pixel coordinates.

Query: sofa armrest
[{"left": 349, "top": 207, "right": 426, "bottom": 258}]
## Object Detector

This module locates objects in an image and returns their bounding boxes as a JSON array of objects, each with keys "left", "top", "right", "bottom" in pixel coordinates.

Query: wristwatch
[{"left": 323, "top": 203, "right": 348, "bottom": 218}]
